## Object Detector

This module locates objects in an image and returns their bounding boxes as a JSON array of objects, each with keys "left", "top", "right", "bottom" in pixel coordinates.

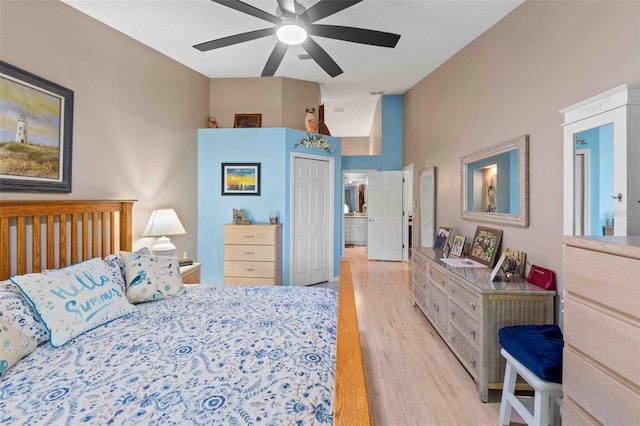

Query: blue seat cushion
[{"left": 498, "top": 324, "right": 564, "bottom": 383}]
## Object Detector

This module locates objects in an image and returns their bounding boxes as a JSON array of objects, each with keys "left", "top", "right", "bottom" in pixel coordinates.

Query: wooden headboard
[{"left": 0, "top": 200, "right": 135, "bottom": 280}]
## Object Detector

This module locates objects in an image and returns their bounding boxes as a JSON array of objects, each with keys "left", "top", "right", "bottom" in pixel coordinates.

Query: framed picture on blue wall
[{"left": 222, "top": 163, "right": 261, "bottom": 195}]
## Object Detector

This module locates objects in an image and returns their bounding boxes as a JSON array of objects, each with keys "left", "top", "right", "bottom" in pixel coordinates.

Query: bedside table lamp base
[{"left": 151, "top": 236, "right": 176, "bottom": 257}]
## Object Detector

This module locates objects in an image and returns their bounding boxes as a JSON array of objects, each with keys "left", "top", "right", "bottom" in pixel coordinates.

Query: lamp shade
[
  {"left": 142, "top": 209, "right": 186, "bottom": 256},
  {"left": 143, "top": 209, "right": 186, "bottom": 237}
]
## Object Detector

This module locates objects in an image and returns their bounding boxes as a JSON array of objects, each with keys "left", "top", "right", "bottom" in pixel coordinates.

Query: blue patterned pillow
[
  {"left": 104, "top": 247, "right": 152, "bottom": 294},
  {"left": 10, "top": 258, "right": 137, "bottom": 348},
  {"left": 0, "top": 280, "right": 48, "bottom": 345},
  {"left": 124, "top": 254, "right": 184, "bottom": 303},
  {"left": 0, "top": 318, "right": 38, "bottom": 377}
]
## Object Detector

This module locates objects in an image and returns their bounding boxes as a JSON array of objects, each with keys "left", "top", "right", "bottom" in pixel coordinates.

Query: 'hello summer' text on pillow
[{"left": 10, "top": 258, "right": 136, "bottom": 348}]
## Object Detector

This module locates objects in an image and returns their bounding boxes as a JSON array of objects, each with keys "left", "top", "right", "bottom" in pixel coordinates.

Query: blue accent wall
[
  {"left": 197, "top": 128, "right": 342, "bottom": 285},
  {"left": 341, "top": 94, "right": 404, "bottom": 172},
  {"left": 380, "top": 95, "right": 403, "bottom": 171}
]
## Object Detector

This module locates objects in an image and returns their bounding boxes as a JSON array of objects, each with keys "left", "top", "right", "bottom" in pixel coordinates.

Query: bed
[{"left": 0, "top": 200, "right": 369, "bottom": 425}]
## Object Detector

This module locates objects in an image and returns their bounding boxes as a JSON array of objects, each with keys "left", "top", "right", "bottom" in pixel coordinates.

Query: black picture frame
[
  {"left": 221, "top": 163, "right": 261, "bottom": 196},
  {"left": 469, "top": 226, "right": 503, "bottom": 267},
  {"left": 0, "top": 61, "right": 74, "bottom": 192}
]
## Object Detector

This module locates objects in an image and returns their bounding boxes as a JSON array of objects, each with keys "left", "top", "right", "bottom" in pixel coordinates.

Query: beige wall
[
  {"left": 369, "top": 97, "right": 382, "bottom": 155},
  {"left": 0, "top": 1, "right": 210, "bottom": 260},
  {"left": 341, "top": 137, "right": 371, "bottom": 156},
  {"left": 404, "top": 0, "right": 640, "bottom": 313},
  {"left": 210, "top": 77, "right": 320, "bottom": 130},
  {"left": 281, "top": 78, "right": 322, "bottom": 130}
]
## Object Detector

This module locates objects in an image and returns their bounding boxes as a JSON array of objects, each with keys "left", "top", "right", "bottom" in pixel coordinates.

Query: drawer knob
[
  {"left": 245, "top": 268, "right": 255, "bottom": 271},
  {"left": 451, "top": 287, "right": 456, "bottom": 294},
  {"left": 450, "top": 311, "right": 455, "bottom": 317},
  {"left": 470, "top": 302, "right": 476, "bottom": 309},
  {"left": 244, "top": 235, "right": 255, "bottom": 238},
  {"left": 470, "top": 330, "right": 476, "bottom": 337},
  {"left": 244, "top": 251, "right": 254, "bottom": 255}
]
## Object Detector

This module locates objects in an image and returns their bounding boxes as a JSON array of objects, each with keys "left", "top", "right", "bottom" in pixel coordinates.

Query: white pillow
[
  {"left": 124, "top": 254, "right": 184, "bottom": 303},
  {"left": 0, "top": 318, "right": 38, "bottom": 377},
  {"left": 10, "top": 258, "right": 136, "bottom": 348},
  {"left": 0, "top": 280, "right": 49, "bottom": 345}
]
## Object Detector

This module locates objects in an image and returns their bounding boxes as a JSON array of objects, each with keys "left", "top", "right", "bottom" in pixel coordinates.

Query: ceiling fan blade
[
  {"left": 262, "top": 42, "right": 288, "bottom": 76},
  {"left": 301, "top": 0, "right": 362, "bottom": 23},
  {"left": 211, "top": 0, "right": 279, "bottom": 24},
  {"left": 276, "top": 0, "right": 296, "bottom": 17},
  {"left": 194, "top": 28, "right": 275, "bottom": 51},
  {"left": 308, "top": 24, "right": 400, "bottom": 48},
  {"left": 302, "top": 37, "right": 343, "bottom": 78}
]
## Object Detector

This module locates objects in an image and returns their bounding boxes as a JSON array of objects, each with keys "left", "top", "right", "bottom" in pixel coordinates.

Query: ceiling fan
[{"left": 194, "top": 0, "right": 401, "bottom": 78}]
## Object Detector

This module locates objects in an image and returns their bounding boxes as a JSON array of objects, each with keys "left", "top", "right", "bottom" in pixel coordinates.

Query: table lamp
[{"left": 142, "top": 208, "right": 186, "bottom": 256}]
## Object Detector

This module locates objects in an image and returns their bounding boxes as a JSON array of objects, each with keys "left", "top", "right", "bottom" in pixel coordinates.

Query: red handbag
[{"left": 526, "top": 265, "right": 556, "bottom": 290}]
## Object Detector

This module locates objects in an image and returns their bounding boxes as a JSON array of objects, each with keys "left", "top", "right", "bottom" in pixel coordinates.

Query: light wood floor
[{"left": 342, "top": 246, "right": 523, "bottom": 426}]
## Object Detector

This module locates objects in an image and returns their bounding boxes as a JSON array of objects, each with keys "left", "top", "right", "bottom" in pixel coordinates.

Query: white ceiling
[{"left": 61, "top": 0, "right": 523, "bottom": 137}]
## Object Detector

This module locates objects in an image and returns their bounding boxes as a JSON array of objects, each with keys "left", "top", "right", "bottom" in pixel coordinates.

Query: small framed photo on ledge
[
  {"left": 469, "top": 226, "right": 503, "bottom": 267},
  {"left": 433, "top": 226, "right": 452, "bottom": 251},
  {"left": 233, "top": 113, "right": 262, "bottom": 128}
]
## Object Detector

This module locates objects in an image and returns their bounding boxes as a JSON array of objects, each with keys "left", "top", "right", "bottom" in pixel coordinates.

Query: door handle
[
  {"left": 368, "top": 218, "right": 375, "bottom": 222},
  {"left": 612, "top": 193, "right": 623, "bottom": 202}
]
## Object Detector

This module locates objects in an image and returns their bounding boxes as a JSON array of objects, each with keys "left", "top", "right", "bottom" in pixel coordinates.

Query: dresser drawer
[
  {"left": 428, "top": 264, "right": 447, "bottom": 289},
  {"left": 449, "top": 300, "right": 480, "bottom": 345},
  {"left": 224, "top": 261, "right": 274, "bottom": 278},
  {"left": 564, "top": 245, "right": 640, "bottom": 318},
  {"left": 449, "top": 278, "right": 480, "bottom": 318},
  {"left": 412, "top": 253, "right": 428, "bottom": 276},
  {"left": 225, "top": 245, "right": 275, "bottom": 262},
  {"left": 224, "top": 277, "right": 275, "bottom": 286},
  {"left": 224, "top": 227, "right": 275, "bottom": 245},
  {"left": 564, "top": 297, "right": 640, "bottom": 385},
  {"left": 413, "top": 270, "right": 427, "bottom": 293},
  {"left": 414, "top": 286, "right": 427, "bottom": 313},
  {"left": 563, "top": 348, "right": 640, "bottom": 425},
  {"left": 449, "top": 323, "right": 479, "bottom": 376}
]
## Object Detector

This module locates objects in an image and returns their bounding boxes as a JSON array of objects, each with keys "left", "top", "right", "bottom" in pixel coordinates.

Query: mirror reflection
[
  {"left": 461, "top": 135, "right": 529, "bottom": 227},
  {"left": 344, "top": 172, "right": 367, "bottom": 216},
  {"left": 573, "top": 124, "right": 615, "bottom": 236},
  {"left": 465, "top": 151, "right": 519, "bottom": 214}
]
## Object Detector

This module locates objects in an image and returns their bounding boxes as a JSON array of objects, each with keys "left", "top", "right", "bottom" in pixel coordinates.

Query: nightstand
[{"left": 179, "top": 263, "right": 201, "bottom": 285}]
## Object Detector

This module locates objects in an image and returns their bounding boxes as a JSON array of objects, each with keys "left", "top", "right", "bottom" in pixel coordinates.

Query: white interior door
[
  {"left": 367, "top": 171, "right": 403, "bottom": 261},
  {"left": 292, "top": 156, "right": 331, "bottom": 286}
]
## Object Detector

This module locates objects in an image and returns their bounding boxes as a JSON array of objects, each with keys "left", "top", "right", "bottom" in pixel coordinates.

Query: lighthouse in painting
[{"left": 15, "top": 114, "right": 28, "bottom": 144}]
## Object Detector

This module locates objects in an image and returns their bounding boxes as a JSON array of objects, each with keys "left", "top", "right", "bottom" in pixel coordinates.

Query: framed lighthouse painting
[{"left": 0, "top": 61, "right": 74, "bottom": 192}]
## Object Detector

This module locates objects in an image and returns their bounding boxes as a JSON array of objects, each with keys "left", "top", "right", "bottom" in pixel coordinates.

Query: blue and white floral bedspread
[{"left": 0, "top": 285, "right": 337, "bottom": 425}]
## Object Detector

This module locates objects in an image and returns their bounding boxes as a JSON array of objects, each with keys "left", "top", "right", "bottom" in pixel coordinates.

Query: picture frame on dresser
[
  {"left": 469, "top": 226, "right": 503, "bottom": 267},
  {"left": 433, "top": 226, "right": 452, "bottom": 251},
  {"left": 450, "top": 235, "right": 466, "bottom": 257}
]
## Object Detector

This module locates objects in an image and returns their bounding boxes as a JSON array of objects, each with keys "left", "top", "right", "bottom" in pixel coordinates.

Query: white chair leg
[
  {"left": 499, "top": 362, "right": 517, "bottom": 425},
  {"left": 533, "top": 389, "right": 550, "bottom": 426}
]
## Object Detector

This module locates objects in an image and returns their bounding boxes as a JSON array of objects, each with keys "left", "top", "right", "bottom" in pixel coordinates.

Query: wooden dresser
[
  {"left": 412, "top": 247, "right": 555, "bottom": 402},
  {"left": 562, "top": 236, "right": 640, "bottom": 425},
  {"left": 224, "top": 224, "right": 282, "bottom": 286}
]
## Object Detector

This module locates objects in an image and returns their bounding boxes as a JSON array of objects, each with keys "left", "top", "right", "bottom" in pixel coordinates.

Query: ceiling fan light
[{"left": 276, "top": 21, "right": 307, "bottom": 45}]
